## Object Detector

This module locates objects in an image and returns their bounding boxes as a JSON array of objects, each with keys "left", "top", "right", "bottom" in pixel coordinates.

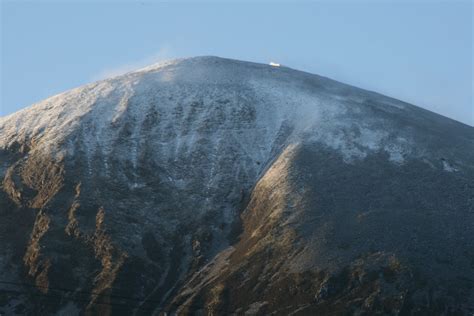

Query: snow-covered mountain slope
[{"left": 0, "top": 56, "right": 473, "bottom": 315}]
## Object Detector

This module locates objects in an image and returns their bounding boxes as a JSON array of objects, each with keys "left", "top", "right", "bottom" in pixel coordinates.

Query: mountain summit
[{"left": 1, "top": 56, "right": 473, "bottom": 315}]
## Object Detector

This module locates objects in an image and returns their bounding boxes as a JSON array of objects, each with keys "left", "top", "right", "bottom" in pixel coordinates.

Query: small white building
[{"left": 269, "top": 62, "right": 281, "bottom": 67}]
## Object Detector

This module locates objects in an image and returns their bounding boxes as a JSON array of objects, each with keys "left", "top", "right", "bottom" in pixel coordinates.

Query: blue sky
[{"left": 1, "top": 1, "right": 473, "bottom": 125}]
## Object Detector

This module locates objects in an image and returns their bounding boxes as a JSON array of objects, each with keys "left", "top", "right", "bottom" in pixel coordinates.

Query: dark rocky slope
[{"left": 0, "top": 56, "right": 473, "bottom": 315}]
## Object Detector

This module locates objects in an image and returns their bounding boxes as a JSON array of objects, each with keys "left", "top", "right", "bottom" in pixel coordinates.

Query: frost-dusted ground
[
  {"left": 3, "top": 56, "right": 468, "bottom": 165},
  {"left": 0, "top": 56, "right": 473, "bottom": 315}
]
